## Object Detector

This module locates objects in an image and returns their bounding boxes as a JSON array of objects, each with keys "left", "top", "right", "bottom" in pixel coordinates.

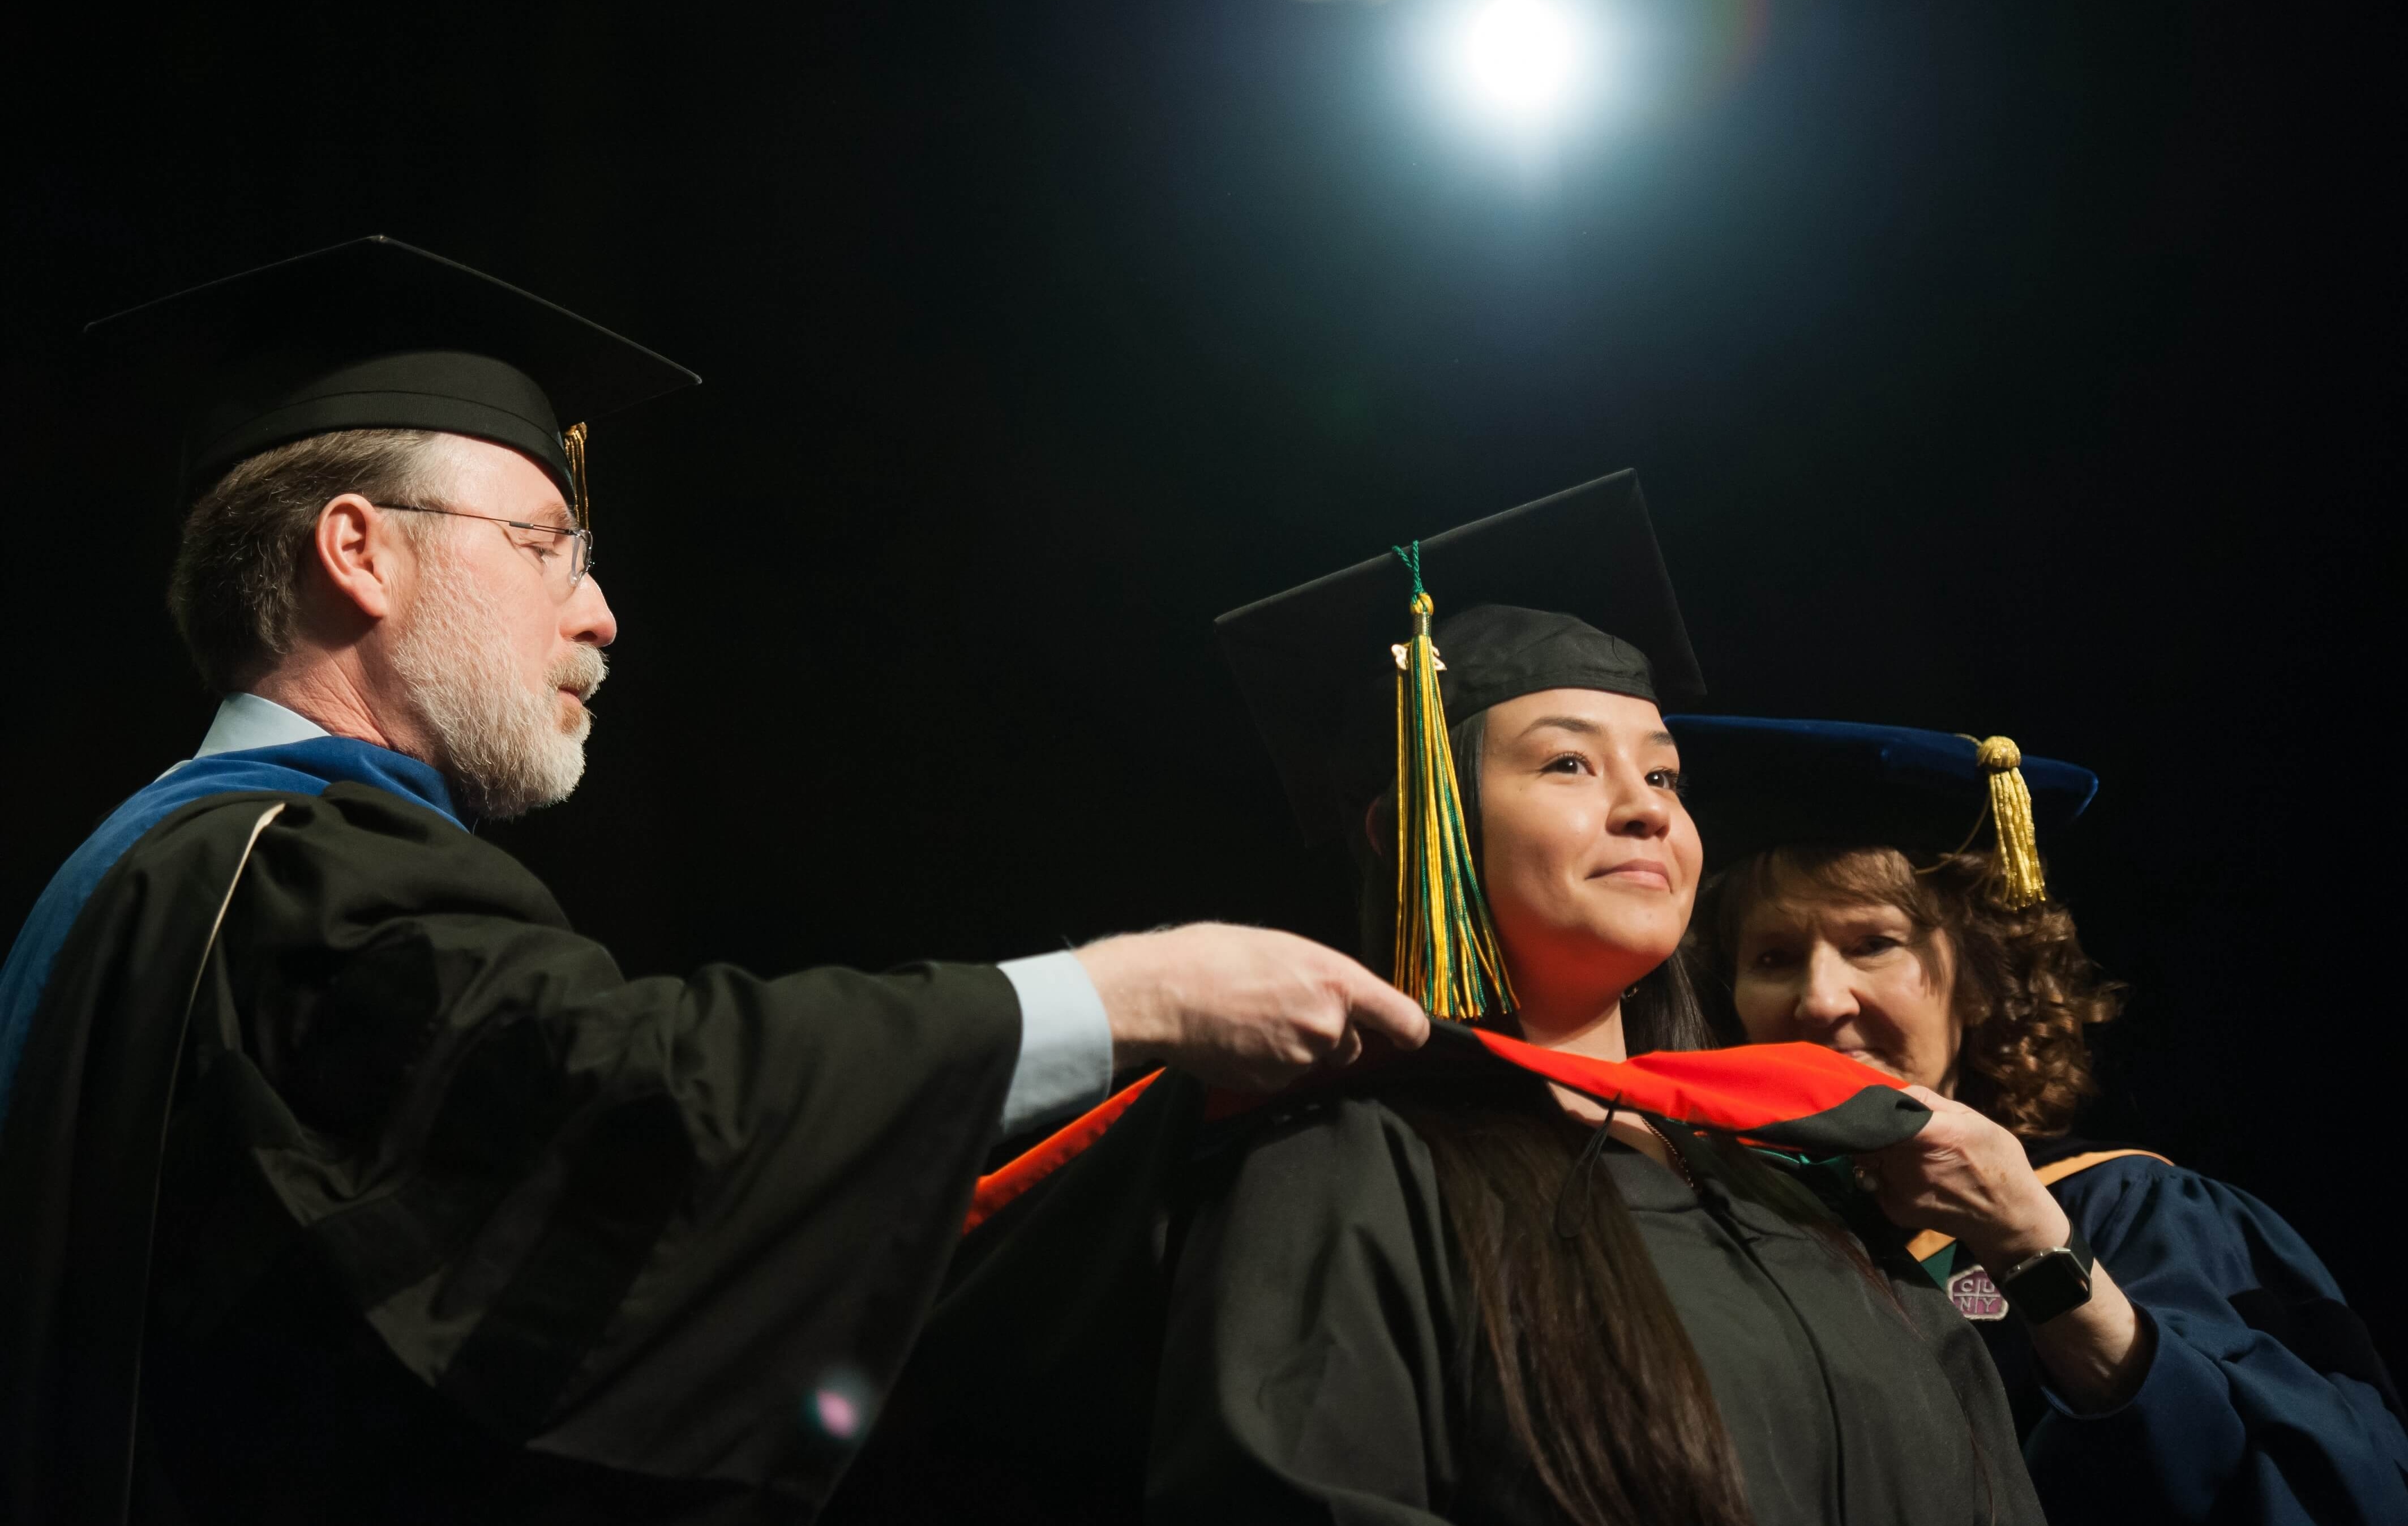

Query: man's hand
[
  {"left": 1854, "top": 1085, "right": 2070, "bottom": 1268},
  {"left": 1074, "top": 923, "right": 1430, "bottom": 1092}
]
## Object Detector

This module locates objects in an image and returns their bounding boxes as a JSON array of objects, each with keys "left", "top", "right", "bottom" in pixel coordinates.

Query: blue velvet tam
[{"left": 1664, "top": 715, "right": 2098, "bottom": 875}]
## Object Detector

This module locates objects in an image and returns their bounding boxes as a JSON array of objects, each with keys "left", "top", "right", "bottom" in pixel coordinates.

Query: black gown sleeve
[
  {"left": 151, "top": 782, "right": 1025, "bottom": 1512},
  {"left": 1147, "top": 1096, "right": 1468, "bottom": 1525}
]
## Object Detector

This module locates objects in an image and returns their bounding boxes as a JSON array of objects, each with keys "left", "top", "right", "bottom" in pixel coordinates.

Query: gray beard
[{"left": 388, "top": 548, "right": 608, "bottom": 820}]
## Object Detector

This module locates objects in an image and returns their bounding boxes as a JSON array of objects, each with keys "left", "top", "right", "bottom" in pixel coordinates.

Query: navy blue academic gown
[{"left": 1926, "top": 1142, "right": 2408, "bottom": 1525}]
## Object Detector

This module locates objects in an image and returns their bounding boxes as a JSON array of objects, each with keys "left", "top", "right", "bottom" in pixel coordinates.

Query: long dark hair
[
  {"left": 1399, "top": 1089, "right": 1753, "bottom": 1524},
  {"left": 1352, "top": 709, "right": 1901, "bottom": 1526}
]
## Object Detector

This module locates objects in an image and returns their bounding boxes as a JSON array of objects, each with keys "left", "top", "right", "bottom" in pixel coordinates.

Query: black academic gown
[
  {"left": 0, "top": 779, "right": 1023, "bottom": 1524},
  {"left": 1150, "top": 1093, "right": 2042, "bottom": 1525},
  {"left": 830, "top": 1055, "right": 2042, "bottom": 1526}
]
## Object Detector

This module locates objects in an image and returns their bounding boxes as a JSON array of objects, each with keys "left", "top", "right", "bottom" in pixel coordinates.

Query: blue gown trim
[{"left": 0, "top": 738, "right": 459, "bottom": 1130}]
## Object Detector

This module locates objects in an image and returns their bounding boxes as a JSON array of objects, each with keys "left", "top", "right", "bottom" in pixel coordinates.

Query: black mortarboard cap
[
  {"left": 84, "top": 236, "right": 699, "bottom": 508},
  {"left": 1666, "top": 716, "right": 2098, "bottom": 884},
  {"left": 1218, "top": 469, "right": 1703, "bottom": 847}
]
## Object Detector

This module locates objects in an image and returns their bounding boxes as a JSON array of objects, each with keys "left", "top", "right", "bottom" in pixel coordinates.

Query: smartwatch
[{"left": 1997, "top": 1221, "right": 2096, "bottom": 1326}]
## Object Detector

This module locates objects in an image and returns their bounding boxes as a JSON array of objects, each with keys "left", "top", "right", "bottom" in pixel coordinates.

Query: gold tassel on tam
[
  {"left": 1975, "top": 735, "right": 2047, "bottom": 908},
  {"left": 1390, "top": 542, "right": 1516, "bottom": 1019},
  {"left": 561, "top": 421, "right": 593, "bottom": 531}
]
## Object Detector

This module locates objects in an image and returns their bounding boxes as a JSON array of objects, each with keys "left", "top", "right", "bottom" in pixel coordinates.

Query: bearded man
[{"left": 0, "top": 240, "right": 1426, "bottom": 1526}]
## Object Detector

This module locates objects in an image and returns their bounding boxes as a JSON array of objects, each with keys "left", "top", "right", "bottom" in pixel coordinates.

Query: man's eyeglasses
[{"left": 372, "top": 503, "right": 594, "bottom": 599}]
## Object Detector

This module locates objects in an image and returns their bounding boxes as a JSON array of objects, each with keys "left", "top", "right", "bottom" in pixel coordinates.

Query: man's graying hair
[{"left": 168, "top": 429, "right": 448, "bottom": 694}]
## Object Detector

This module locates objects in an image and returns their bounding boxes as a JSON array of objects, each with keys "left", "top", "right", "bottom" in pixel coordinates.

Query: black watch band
[{"left": 1998, "top": 1220, "right": 2096, "bottom": 1326}]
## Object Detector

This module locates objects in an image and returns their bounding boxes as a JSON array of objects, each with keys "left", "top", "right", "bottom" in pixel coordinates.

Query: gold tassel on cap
[
  {"left": 1390, "top": 541, "right": 1515, "bottom": 1019},
  {"left": 561, "top": 421, "right": 592, "bottom": 531},
  {"left": 1975, "top": 735, "right": 2047, "bottom": 909}
]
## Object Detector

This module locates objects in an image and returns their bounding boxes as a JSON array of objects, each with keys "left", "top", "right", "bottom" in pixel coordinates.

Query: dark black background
[{"left": 7, "top": 1, "right": 2401, "bottom": 1377}]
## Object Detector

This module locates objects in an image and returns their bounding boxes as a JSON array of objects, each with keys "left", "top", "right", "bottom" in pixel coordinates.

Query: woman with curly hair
[{"left": 1676, "top": 716, "right": 2408, "bottom": 1526}]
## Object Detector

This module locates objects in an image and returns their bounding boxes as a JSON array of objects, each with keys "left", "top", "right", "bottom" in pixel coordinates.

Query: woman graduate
[
  {"left": 1673, "top": 716, "right": 2408, "bottom": 1525},
  {"left": 1137, "top": 475, "right": 2044, "bottom": 1525}
]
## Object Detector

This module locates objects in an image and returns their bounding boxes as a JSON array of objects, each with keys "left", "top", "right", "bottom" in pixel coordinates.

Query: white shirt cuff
[{"left": 995, "top": 950, "right": 1115, "bottom": 1137}]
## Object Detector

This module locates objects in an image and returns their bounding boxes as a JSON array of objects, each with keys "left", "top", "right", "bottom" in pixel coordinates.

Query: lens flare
[{"left": 801, "top": 1365, "right": 876, "bottom": 1443}]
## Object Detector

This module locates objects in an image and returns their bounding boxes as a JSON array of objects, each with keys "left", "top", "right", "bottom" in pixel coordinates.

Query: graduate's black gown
[
  {"left": 1, "top": 778, "right": 1023, "bottom": 1524},
  {"left": 832, "top": 1064, "right": 2043, "bottom": 1526},
  {"left": 1151, "top": 1093, "right": 2041, "bottom": 1525}
]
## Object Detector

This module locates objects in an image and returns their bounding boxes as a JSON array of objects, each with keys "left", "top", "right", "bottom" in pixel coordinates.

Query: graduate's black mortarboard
[
  {"left": 85, "top": 236, "right": 699, "bottom": 516},
  {"left": 1217, "top": 469, "right": 1702, "bottom": 849},
  {"left": 1216, "top": 469, "right": 1701, "bottom": 1017},
  {"left": 1666, "top": 715, "right": 2099, "bottom": 907}
]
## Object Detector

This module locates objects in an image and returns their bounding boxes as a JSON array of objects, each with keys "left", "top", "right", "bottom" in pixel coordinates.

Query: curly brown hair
[{"left": 1693, "top": 845, "right": 2124, "bottom": 1136}]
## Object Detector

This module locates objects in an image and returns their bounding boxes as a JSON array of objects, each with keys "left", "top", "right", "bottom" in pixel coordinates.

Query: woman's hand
[
  {"left": 1856, "top": 1084, "right": 2154, "bottom": 1412},
  {"left": 1853, "top": 1085, "right": 2069, "bottom": 1268}
]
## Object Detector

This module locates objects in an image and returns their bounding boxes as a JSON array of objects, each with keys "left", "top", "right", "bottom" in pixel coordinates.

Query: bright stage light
[{"left": 1458, "top": 0, "right": 1587, "bottom": 126}]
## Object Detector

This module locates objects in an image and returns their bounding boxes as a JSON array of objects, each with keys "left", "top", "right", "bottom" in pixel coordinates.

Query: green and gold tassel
[
  {"left": 1390, "top": 541, "right": 1516, "bottom": 1019},
  {"left": 1974, "top": 734, "right": 2047, "bottom": 909}
]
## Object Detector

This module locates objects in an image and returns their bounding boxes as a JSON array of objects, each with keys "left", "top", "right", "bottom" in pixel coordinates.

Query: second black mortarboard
[
  {"left": 1217, "top": 469, "right": 1702, "bottom": 1017},
  {"left": 84, "top": 236, "right": 700, "bottom": 519},
  {"left": 1218, "top": 469, "right": 1702, "bottom": 848}
]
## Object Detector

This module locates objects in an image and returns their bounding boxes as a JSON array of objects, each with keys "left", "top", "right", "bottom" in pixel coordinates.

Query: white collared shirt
[{"left": 195, "top": 691, "right": 331, "bottom": 757}]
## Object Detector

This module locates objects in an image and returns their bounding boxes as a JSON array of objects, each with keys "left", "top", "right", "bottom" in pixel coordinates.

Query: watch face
[
  {"left": 1947, "top": 1264, "right": 2009, "bottom": 1322},
  {"left": 2006, "top": 1246, "right": 2095, "bottom": 1326}
]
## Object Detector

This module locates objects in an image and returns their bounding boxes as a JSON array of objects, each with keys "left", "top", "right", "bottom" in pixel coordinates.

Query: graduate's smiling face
[
  {"left": 1474, "top": 688, "right": 1702, "bottom": 1025},
  {"left": 1725, "top": 873, "right": 1961, "bottom": 1095}
]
